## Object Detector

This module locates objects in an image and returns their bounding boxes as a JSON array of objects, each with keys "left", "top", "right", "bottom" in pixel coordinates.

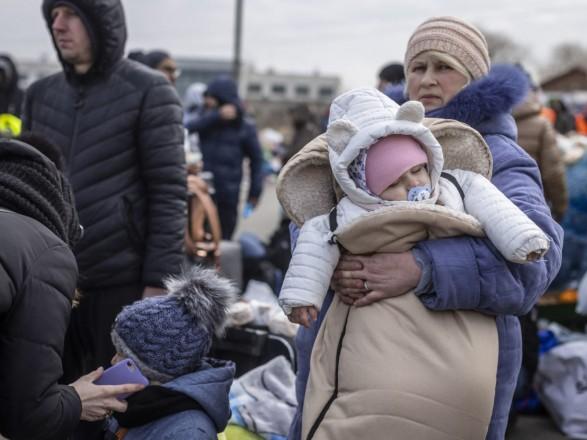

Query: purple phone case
[{"left": 94, "top": 358, "right": 148, "bottom": 398}]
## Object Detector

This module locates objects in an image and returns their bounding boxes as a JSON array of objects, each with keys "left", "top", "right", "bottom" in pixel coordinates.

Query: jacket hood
[
  {"left": 326, "top": 88, "right": 443, "bottom": 207},
  {"left": 387, "top": 64, "right": 530, "bottom": 129},
  {"left": 205, "top": 76, "right": 241, "bottom": 106},
  {"left": 0, "top": 139, "right": 81, "bottom": 247},
  {"left": 164, "top": 358, "right": 235, "bottom": 432},
  {"left": 42, "top": 0, "right": 127, "bottom": 78},
  {"left": 512, "top": 92, "right": 541, "bottom": 120}
]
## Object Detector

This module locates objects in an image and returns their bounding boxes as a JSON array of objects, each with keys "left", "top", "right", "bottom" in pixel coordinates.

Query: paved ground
[
  {"left": 235, "top": 174, "right": 282, "bottom": 242},
  {"left": 508, "top": 414, "right": 568, "bottom": 439},
  {"left": 0, "top": 416, "right": 569, "bottom": 440}
]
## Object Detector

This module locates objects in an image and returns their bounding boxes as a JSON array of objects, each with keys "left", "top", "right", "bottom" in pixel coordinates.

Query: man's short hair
[{"left": 378, "top": 62, "right": 405, "bottom": 85}]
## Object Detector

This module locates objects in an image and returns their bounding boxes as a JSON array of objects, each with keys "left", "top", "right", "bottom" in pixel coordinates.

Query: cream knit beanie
[{"left": 404, "top": 16, "right": 490, "bottom": 80}]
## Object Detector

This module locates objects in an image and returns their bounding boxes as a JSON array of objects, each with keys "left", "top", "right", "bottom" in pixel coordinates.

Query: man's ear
[
  {"left": 326, "top": 119, "right": 358, "bottom": 155},
  {"left": 396, "top": 101, "right": 425, "bottom": 123}
]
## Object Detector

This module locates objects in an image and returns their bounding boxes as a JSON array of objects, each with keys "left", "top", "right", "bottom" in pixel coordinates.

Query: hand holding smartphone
[{"left": 94, "top": 358, "right": 149, "bottom": 399}]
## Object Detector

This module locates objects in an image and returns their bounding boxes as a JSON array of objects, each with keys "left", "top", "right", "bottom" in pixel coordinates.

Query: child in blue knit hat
[{"left": 103, "top": 265, "right": 237, "bottom": 440}]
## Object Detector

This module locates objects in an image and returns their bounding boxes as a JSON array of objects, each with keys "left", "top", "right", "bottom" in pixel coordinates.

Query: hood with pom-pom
[
  {"left": 111, "top": 265, "right": 238, "bottom": 383},
  {"left": 326, "top": 88, "right": 444, "bottom": 207}
]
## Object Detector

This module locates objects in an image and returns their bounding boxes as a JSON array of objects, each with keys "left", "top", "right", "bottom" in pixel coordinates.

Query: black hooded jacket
[
  {"left": 0, "top": 140, "right": 81, "bottom": 440},
  {"left": 22, "top": 0, "right": 187, "bottom": 289},
  {"left": 0, "top": 54, "right": 24, "bottom": 115}
]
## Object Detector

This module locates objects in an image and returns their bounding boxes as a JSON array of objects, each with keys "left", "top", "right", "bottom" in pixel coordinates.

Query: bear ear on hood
[
  {"left": 397, "top": 101, "right": 425, "bottom": 123},
  {"left": 326, "top": 119, "right": 359, "bottom": 155}
]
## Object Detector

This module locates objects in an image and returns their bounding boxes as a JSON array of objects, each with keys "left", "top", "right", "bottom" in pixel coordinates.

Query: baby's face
[{"left": 380, "top": 164, "right": 431, "bottom": 201}]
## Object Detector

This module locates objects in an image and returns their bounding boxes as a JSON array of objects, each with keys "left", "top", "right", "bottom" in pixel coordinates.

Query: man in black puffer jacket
[
  {"left": 186, "top": 76, "right": 264, "bottom": 239},
  {"left": 22, "top": 0, "right": 187, "bottom": 373}
]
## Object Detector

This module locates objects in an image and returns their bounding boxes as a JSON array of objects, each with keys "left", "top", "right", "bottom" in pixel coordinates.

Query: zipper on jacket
[
  {"left": 306, "top": 306, "right": 351, "bottom": 440},
  {"left": 67, "top": 86, "right": 85, "bottom": 176}
]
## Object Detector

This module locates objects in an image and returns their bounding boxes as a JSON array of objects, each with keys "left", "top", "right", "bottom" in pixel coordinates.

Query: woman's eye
[
  {"left": 438, "top": 63, "right": 452, "bottom": 71},
  {"left": 412, "top": 65, "right": 425, "bottom": 72}
]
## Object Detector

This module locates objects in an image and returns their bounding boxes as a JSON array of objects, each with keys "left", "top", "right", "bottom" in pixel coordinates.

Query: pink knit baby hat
[{"left": 365, "top": 135, "right": 428, "bottom": 196}]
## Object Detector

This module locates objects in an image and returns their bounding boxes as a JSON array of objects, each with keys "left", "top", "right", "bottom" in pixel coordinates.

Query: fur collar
[{"left": 387, "top": 64, "right": 529, "bottom": 128}]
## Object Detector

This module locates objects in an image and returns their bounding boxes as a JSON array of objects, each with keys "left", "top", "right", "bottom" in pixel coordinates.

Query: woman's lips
[{"left": 420, "top": 94, "right": 440, "bottom": 101}]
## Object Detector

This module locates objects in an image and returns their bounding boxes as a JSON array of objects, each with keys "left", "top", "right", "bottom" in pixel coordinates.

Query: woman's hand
[
  {"left": 331, "top": 251, "right": 422, "bottom": 307},
  {"left": 70, "top": 367, "right": 145, "bottom": 421},
  {"left": 288, "top": 305, "right": 318, "bottom": 328}
]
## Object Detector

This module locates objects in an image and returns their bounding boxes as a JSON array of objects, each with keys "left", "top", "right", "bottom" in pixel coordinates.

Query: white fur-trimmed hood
[
  {"left": 326, "top": 88, "right": 444, "bottom": 207},
  {"left": 276, "top": 116, "right": 493, "bottom": 227}
]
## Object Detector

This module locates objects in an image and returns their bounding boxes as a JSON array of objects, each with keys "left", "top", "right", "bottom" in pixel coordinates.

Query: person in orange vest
[
  {"left": 575, "top": 107, "right": 587, "bottom": 135},
  {"left": 541, "top": 106, "right": 556, "bottom": 125}
]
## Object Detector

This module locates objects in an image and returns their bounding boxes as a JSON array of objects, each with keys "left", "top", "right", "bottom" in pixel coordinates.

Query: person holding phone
[{"left": 0, "top": 138, "right": 145, "bottom": 440}]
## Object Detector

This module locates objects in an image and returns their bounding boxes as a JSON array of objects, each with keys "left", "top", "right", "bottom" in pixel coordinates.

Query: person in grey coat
[{"left": 22, "top": 0, "right": 187, "bottom": 374}]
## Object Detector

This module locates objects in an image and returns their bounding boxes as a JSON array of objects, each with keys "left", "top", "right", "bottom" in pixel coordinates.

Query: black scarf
[
  {"left": 114, "top": 385, "right": 205, "bottom": 428},
  {"left": 0, "top": 139, "right": 81, "bottom": 247}
]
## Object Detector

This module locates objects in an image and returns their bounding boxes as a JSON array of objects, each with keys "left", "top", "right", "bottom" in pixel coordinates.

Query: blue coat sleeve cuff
[{"left": 412, "top": 247, "right": 434, "bottom": 295}]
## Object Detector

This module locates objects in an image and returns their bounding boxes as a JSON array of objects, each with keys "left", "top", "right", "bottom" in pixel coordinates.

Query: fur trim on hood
[
  {"left": 326, "top": 88, "right": 443, "bottom": 208},
  {"left": 387, "top": 64, "right": 530, "bottom": 127}
]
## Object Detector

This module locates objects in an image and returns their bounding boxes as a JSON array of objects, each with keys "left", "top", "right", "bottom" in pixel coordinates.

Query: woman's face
[{"left": 406, "top": 52, "right": 469, "bottom": 111}]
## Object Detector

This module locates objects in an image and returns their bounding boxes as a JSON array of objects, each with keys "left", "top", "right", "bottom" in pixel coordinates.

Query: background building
[
  {"left": 14, "top": 56, "right": 60, "bottom": 89},
  {"left": 175, "top": 57, "right": 233, "bottom": 99},
  {"left": 240, "top": 66, "right": 340, "bottom": 132},
  {"left": 540, "top": 65, "right": 587, "bottom": 111},
  {"left": 16, "top": 55, "right": 340, "bottom": 133}
]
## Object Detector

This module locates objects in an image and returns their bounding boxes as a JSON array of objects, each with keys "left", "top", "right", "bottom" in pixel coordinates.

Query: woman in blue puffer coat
[{"left": 288, "top": 16, "right": 563, "bottom": 440}]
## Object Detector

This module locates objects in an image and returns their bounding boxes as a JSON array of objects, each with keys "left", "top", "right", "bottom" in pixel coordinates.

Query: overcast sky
[{"left": 2, "top": 0, "right": 586, "bottom": 89}]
